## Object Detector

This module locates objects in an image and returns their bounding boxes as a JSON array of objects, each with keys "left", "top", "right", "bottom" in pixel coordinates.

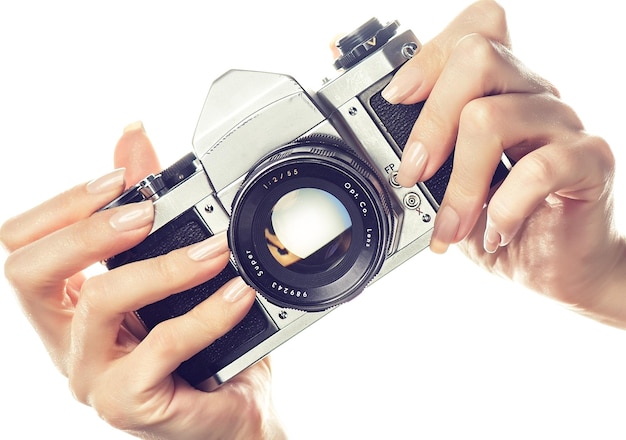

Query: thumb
[{"left": 114, "top": 121, "right": 162, "bottom": 188}]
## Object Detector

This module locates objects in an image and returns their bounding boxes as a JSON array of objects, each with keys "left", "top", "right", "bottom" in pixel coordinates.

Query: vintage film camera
[{"left": 105, "top": 18, "right": 509, "bottom": 390}]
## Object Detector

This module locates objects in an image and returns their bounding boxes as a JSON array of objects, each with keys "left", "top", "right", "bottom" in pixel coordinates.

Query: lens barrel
[{"left": 229, "top": 140, "right": 392, "bottom": 312}]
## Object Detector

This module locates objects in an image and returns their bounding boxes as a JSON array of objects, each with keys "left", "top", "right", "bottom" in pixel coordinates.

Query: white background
[{"left": 1, "top": 1, "right": 626, "bottom": 439}]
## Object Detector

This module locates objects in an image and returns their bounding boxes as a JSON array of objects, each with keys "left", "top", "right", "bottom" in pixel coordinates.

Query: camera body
[{"left": 105, "top": 19, "right": 508, "bottom": 390}]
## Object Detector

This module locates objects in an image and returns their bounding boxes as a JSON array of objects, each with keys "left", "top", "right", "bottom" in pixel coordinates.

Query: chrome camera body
[{"left": 105, "top": 19, "right": 508, "bottom": 390}]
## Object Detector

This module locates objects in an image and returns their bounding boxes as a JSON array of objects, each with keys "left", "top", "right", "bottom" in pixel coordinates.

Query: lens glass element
[
  {"left": 266, "top": 188, "right": 352, "bottom": 273},
  {"left": 229, "top": 142, "right": 392, "bottom": 311}
]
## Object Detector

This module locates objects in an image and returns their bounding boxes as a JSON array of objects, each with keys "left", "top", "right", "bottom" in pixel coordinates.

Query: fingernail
[
  {"left": 109, "top": 201, "right": 154, "bottom": 232},
  {"left": 381, "top": 83, "right": 401, "bottom": 103},
  {"left": 430, "top": 205, "right": 460, "bottom": 254},
  {"left": 86, "top": 168, "right": 126, "bottom": 194},
  {"left": 187, "top": 232, "right": 229, "bottom": 261},
  {"left": 483, "top": 220, "right": 501, "bottom": 254},
  {"left": 381, "top": 66, "right": 423, "bottom": 104},
  {"left": 397, "top": 141, "right": 428, "bottom": 186},
  {"left": 123, "top": 121, "right": 145, "bottom": 134},
  {"left": 499, "top": 227, "right": 519, "bottom": 248},
  {"left": 222, "top": 278, "right": 253, "bottom": 303}
]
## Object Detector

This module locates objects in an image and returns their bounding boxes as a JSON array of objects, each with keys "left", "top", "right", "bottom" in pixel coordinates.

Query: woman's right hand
[
  {"left": 0, "top": 124, "right": 286, "bottom": 440},
  {"left": 384, "top": 0, "right": 626, "bottom": 327}
]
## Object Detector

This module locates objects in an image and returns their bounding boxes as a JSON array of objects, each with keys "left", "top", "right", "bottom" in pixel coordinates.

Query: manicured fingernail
[
  {"left": 86, "top": 168, "right": 126, "bottom": 194},
  {"left": 187, "top": 232, "right": 229, "bottom": 261},
  {"left": 381, "top": 66, "right": 423, "bottom": 104},
  {"left": 483, "top": 220, "right": 501, "bottom": 254},
  {"left": 109, "top": 201, "right": 154, "bottom": 232},
  {"left": 430, "top": 205, "right": 460, "bottom": 254},
  {"left": 123, "top": 121, "right": 145, "bottom": 134},
  {"left": 499, "top": 227, "right": 519, "bottom": 248},
  {"left": 397, "top": 141, "right": 428, "bottom": 187},
  {"left": 222, "top": 278, "right": 253, "bottom": 303},
  {"left": 381, "top": 83, "right": 401, "bottom": 103}
]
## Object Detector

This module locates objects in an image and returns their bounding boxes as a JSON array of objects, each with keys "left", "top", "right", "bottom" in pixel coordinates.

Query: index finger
[
  {"left": 0, "top": 168, "right": 127, "bottom": 253},
  {"left": 382, "top": 0, "right": 511, "bottom": 105}
]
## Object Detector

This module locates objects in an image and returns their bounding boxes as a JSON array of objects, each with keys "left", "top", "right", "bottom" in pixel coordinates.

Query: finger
[
  {"left": 93, "top": 353, "right": 269, "bottom": 440},
  {"left": 127, "top": 277, "right": 256, "bottom": 385},
  {"left": 328, "top": 33, "right": 345, "bottom": 59},
  {"left": 1, "top": 122, "right": 158, "bottom": 252},
  {"left": 396, "top": 34, "right": 556, "bottom": 187},
  {"left": 0, "top": 168, "right": 127, "bottom": 252},
  {"left": 382, "top": 0, "right": 511, "bottom": 105},
  {"left": 72, "top": 233, "right": 232, "bottom": 365},
  {"left": 114, "top": 121, "right": 162, "bottom": 188},
  {"left": 429, "top": 92, "right": 583, "bottom": 254},
  {"left": 483, "top": 135, "right": 615, "bottom": 253},
  {"left": 4, "top": 201, "right": 154, "bottom": 303}
]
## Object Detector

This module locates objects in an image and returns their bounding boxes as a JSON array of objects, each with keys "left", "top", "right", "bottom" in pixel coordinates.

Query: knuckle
[
  {"left": 418, "top": 98, "right": 453, "bottom": 145},
  {"left": 518, "top": 150, "right": 558, "bottom": 189},
  {"left": 583, "top": 135, "right": 616, "bottom": 199},
  {"left": 470, "top": 0, "right": 509, "bottom": 44},
  {"left": 3, "top": 249, "right": 33, "bottom": 294},
  {"left": 3, "top": 251, "right": 21, "bottom": 290},
  {"left": 77, "top": 274, "right": 114, "bottom": 319},
  {"left": 460, "top": 98, "right": 502, "bottom": 135},
  {"left": 589, "top": 135, "right": 616, "bottom": 176},
  {"left": 78, "top": 276, "right": 104, "bottom": 311},
  {"left": 144, "top": 322, "right": 180, "bottom": 360},
  {"left": 487, "top": 195, "right": 519, "bottom": 227},
  {"left": 186, "top": 301, "right": 227, "bottom": 341},
  {"left": 548, "top": 96, "right": 582, "bottom": 129},
  {"left": 65, "top": 220, "right": 105, "bottom": 257},
  {"left": 151, "top": 252, "right": 185, "bottom": 287},
  {"left": 542, "top": 79, "right": 561, "bottom": 99},
  {"left": 452, "top": 34, "right": 504, "bottom": 88},
  {"left": 455, "top": 32, "right": 497, "bottom": 64}
]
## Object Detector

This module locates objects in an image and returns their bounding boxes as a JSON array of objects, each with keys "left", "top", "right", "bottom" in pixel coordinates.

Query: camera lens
[
  {"left": 267, "top": 188, "right": 352, "bottom": 273},
  {"left": 229, "top": 140, "right": 392, "bottom": 312}
]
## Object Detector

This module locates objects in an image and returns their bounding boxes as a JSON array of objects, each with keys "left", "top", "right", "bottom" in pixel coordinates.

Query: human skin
[
  {"left": 0, "top": 124, "right": 287, "bottom": 440},
  {"left": 2, "top": 1, "right": 625, "bottom": 439},
  {"left": 385, "top": 0, "right": 626, "bottom": 328}
]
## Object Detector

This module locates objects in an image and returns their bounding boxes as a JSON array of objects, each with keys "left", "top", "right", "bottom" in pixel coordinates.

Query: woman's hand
[
  {"left": 385, "top": 1, "right": 626, "bottom": 327},
  {"left": 0, "top": 123, "right": 286, "bottom": 440}
]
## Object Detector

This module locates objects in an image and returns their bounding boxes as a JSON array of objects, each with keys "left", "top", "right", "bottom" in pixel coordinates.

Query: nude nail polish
[
  {"left": 397, "top": 141, "right": 428, "bottom": 187},
  {"left": 187, "top": 232, "right": 229, "bottom": 261},
  {"left": 430, "top": 205, "right": 460, "bottom": 254},
  {"left": 86, "top": 168, "right": 126, "bottom": 194},
  {"left": 381, "top": 65, "right": 423, "bottom": 104},
  {"left": 123, "top": 121, "right": 145, "bottom": 133},
  {"left": 381, "top": 83, "right": 401, "bottom": 103},
  {"left": 222, "top": 278, "right": 253, "bottom": 303},
  {"left": 109, "top": 201, "right": 154, "bottom": 232},
  {"left": 483, "top": 222, "right": 501, "bottom": 254}
]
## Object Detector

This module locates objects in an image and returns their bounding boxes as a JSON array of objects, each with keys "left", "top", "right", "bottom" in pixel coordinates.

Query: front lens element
[{"left": 267, "top": 188, "right": 352, "bottom": 273}]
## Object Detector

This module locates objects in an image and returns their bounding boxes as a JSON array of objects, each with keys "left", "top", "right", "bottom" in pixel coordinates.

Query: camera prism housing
[{"left": 104, "top": 18, "right": 509, "bottom": 390}]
